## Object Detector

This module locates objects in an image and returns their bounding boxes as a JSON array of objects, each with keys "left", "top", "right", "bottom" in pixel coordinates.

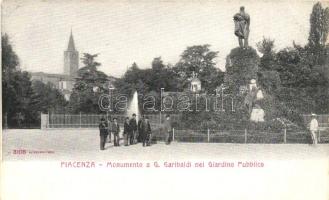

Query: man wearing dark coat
[
  {"left": 137, "top": 115, "right": 145, "bottom": 143},
  {"left": 164, "top": 114, "right": 172, "bottom": 145},
  {"left": 107, "top": 117, "right": 112, "bottom": 143},
  {"left": 99, "top": 118, "right": 108, "bottom": 150},
  {"left": 123, "top": 117, "right": 131, "bottom": 146},
  {"left": 112, "top": 118, "right": 121, "bottom": 146},
  {"left": 129, "top": 114, "right": 138, "bottom": 144},
  {"left": 140, "top": 116, "right": 152, "bottom": 147}
]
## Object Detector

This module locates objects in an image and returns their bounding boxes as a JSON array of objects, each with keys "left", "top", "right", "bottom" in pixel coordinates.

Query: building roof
[{"left": 31, "top": 72, "right": 72, "bottom": 80}]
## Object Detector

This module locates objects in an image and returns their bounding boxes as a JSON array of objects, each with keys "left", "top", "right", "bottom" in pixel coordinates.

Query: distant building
[
  {"left": 31, "top": 31, "right": 79, "bottom": 100},
  {"left": 30, "top": 72, "right": 73, "bottom": 100}
]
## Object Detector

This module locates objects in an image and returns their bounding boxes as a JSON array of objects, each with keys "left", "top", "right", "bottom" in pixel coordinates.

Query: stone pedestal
[
  {"left": 225, "top": 47, "right": 259, "bottom": 94},
  {"left": 250, "top": 108, "right": 265, "bottom": 122}
]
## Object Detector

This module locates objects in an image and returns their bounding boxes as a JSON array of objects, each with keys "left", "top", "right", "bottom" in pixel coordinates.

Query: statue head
[
  {"left": 250, "top": 79, "right": 256, "bottom": 84},
  {"left": 240, "top": 6, "right": 245, "bottom": 12}
]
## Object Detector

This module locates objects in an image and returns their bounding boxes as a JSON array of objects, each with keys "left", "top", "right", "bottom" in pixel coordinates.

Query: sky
[{"left": 2, "top": 0, "right": 322, "bottom": 78}]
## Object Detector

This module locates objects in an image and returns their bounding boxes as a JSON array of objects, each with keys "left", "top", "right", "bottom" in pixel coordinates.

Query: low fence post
[
  {"left": 47, "top": 112, "right": 50, "bottom": 129},
  {"left": 284, "top": 128, "right": 287, "bottom": 144},
  {"left": 244, "top": 129, "right": 247, "bottom": 143},
  {"left": 79, "top": 112, "right": 82, "bottom": 128},
  {"left": 172, "top": 128, "right": 175, "bottom": 141},
  {"left": 207, "top": 128, "right": 210, "bottom": 143}
]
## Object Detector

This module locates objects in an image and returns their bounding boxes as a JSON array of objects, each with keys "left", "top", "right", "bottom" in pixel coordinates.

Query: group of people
[{"left": 98, "top": 114, "right": 172, "bottom": 150}]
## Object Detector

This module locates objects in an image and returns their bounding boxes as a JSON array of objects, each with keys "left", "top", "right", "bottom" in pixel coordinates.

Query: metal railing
[
  {"left": 42, "top": 113, "right": 181, "bottom": 129},
  {"left": 41, "top": 113, "right": 329, "bottom": 144},
  {"left": 303, "top": 114, "right": 329, "bottom": 130},
  {"left": 152, "top": 128, "right": 329, "bottom": 144}
]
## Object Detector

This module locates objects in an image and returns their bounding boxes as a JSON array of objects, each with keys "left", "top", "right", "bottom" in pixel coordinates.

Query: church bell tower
[{"left": 64, "top": 30, "right": 79, "bottom": 77}]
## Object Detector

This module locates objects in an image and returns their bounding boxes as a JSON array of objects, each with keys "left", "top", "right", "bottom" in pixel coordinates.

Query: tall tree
[
  {"left": 29, "top": 81, "right": 67, "bottom": 113},
  {"left": 115, "top": 62, "right": 150, "bottom": 96},
  {"left": 175, "top": 44, "right": 218, "bottom": 77},
  {"left": 256, "top": 38, "right": 281, "bottom": 92},
  {"left": 174, "top": 44, "right": 223, "bottom": 93},
  {"left": 151, "top": 57, "right": 165, "bottom": 71},
  {"left": 27, "top": 80, "right": 67, "bottom": 126},
  {"left": 116, "top": 58, "right": 181, "bottom": 94},
  {"left": 148, "top": 57, "right": 181, "bottom": 92},
  {"left": 308, "top": 2, "right": 329, "bottom": 47},
  {"left": 2, "top": 34, "right": 19, "bottom": 74},
  {"left": 2, "top": 34, "right": 34, "bottom": 127},
  {"left": 68, "top": 53, "right": 109, "bottom": 113}
]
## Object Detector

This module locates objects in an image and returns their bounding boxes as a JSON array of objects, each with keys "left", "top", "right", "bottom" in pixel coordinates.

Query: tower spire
[
  {"left": 67, "top": 30, "right": 76, "bottom": 51},
  {"left": 64, "top": 29, "right": 79, "bottom": 77}
]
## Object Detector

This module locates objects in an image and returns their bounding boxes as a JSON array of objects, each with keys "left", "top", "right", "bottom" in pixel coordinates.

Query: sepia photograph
[{"left": 1, "top": 0, "right": 329, "bottom": 200}]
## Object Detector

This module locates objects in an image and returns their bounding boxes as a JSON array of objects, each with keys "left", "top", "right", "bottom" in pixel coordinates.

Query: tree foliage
[
  {"left": 2, "top": 34, "right": 67, "bottom": 127},
  {"left": 27, "top": 81, "right": 67, "bottom": 126},
  {"left": 68, "top": 53, "right": 109, "bottom": 113},
  {"left": 308, "top": 2, "right": 329, "bottom": 47},
  {"left": 29, "top": 81, "right": 67, "bottom": 113},
  {"left": 2, "top": 34, "right": 33, "bottom": 127},
  {"left": 174, "top": 44, "right": 224, "bottom": 93},
  {"left": 117, "top": 57, "right": 182, "bottom": 93}
]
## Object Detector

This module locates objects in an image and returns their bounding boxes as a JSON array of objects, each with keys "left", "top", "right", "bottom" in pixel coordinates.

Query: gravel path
[{"left": 3, "top": 129, "right": 329, "bottom": 161}]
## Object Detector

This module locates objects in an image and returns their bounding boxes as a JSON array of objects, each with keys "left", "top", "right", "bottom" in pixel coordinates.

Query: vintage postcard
[{"left": 1, "top": 0, "right": 329, "bottom": 199}]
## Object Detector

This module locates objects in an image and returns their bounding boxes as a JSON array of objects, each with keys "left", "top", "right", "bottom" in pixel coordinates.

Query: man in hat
[
  {"left": 107, "top": 117, "right": 112, "bottom": 143},
  {"left": 164, "top": 114, "right": 172, "bottom": 145},
  {"left": 112, "top": 117, "right": 121, "bottom": 146},
  {"left": 129, "top": 113, "right": 138, "bottom": 144},
  {"left": 99, "top": 118, "right": 108, "bottom": 150},
  {"left": 138, "top": 115, "right": 145, "bottom": 143},
  {"left": 309, "top": 114, "right": 319, "bottom": 145},
  {"left": 123, "top": 117, "right": 131, "bottom": 146},
  {"left": 141, "top": 116, "right": 152, "bottom": 147}
]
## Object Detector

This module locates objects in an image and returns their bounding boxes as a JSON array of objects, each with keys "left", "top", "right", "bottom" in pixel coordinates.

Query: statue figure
[
  {"left": 250, "top": 104, "right": 265, "bottom": 122},
  {"left": 244, "top": 86, "right": 257, "bottom": 114},
  {"left": 233, "top": 6, "right": 250, "bottom": 48}
]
